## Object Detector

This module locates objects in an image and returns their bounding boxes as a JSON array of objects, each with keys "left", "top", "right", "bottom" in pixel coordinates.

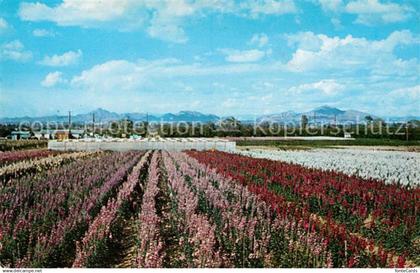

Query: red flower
[
  {"left": 397, "top": 256, "right": 406, "bottom": 268},
  {"left": 348, "top": 256, "right": 356, "bottom": 268}
]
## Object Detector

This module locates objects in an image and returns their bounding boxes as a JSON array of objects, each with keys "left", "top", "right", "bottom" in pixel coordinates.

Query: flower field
[
  {"left": 0, "top": 151, "right": 95, "bottom": 182},
  {"left": 0, "top": 140, "right": 48, "bottom": 152},
  {"left": 0, "top": 149, "right": 59, "bottom": 166},
  {"left": 0, "top": 149, "right": 418, "bottom": 268},
  {"left": 239, "top": 148, "right": 420, "bottom": 186}
]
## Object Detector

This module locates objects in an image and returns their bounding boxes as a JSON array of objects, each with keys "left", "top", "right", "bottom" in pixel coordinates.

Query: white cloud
[
  {"left": 345, "top": 0, "right": 413, "bottom": 25},
  {"left": 144, "top": 0, "right": 198, "bottom": 43},
  {"left": 289, "top": 79, "right": 345, "bottom": 95},
  {"left": 249, "top": 33, "right": 269, "bottom": 47},
  {"left": 242, "top": 0, "right": 297, "bottom": 17},
  {"left": 370, "top": 85, "right": 420, "bottom": 116},
  {"left": 286, "top": 31, "right": 322, "bottom": 51},
  {"left": 0, "top": 17, "right": 8, "bottom": 31},
  {"left": 71, "top": 60, "right": 141, "bottom": 91},
  {"left": 19, "top": 0, "right": 140, "bottom": 25},
  {"left": 286, "top": 30, "right": 420, "bottom": 76},
  {"left": 33, "top": 28, "right": 55, "bottom": 37},
  {"left": 18, "top": 0, "right": 198, "bottom": 43},
  {"left": 18, "top": 0, "right": 297, "bottom": 43},
  {"left": 40, "top": 50, "right": 82, "bottom": 66},
  {"left": 70, "top": 58, "right": 284, "bottom": 93},
  {"left": 220, "top": 49, "right": 266, "bottom": 63},
  {"left": 318, "top": 0, "right": 342, "bottom": 12},
  {"left": 389, "top": 85, "right": 420, "bottom": 100},
  {"left": 0, "top": 40, "right": 32, "bottom": 62},
  {"left": 147, "top": 23, "right": 187, "bottom": 44},
  {"left": 18, "top": 0, "right": 297, "bottom": 24},
  {"left": 221, "top": 98, "right": 240, "bottom": 108},
  {"left": 174, "top": 81, "right": 194, "bottom": 92},
  {"left": 316, "top": 0, "right": 414, "bottom": 26},
  {"left": 330, "top": 17, "right": 342, "bottom": 28},
  {"left": 41, "top": 71, "right": 67, "bottom": 87}
]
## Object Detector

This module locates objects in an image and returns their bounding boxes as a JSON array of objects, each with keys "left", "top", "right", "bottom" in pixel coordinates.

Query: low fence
[{"left": 48, "top": 138, "right": 236, "bottom": 152}]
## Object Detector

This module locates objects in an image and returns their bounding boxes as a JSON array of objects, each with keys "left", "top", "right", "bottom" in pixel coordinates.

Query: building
[
  {"left": 10, "top": 131, "right": 31, "bottom": 140},
  {"left": 55, "top": 130, "right": 70, "bottom": 141},
  {"left": 48, "top": 137, "right": 236, "bottom": 152},
  {"left": 33, "top": 130, "right": 52, "bottom": 140},
  {"left": 130, "top": 134, "right": 141, "bottom": 140},
  {"left": 70, "top": 129, "right": 85, "bottom": 139},
  {"left": 53, "top": 129, "right": 85, "bottom": 140}
]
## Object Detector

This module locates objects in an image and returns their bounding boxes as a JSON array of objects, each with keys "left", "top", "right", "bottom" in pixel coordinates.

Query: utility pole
[
  {"left": 313, "top": 112, "right": 316, "bottom": 126},
  {"left": 406, "top": 122, "right": 409, "bottom": 141},
  {"left": 92, "top": 113, "right": 95, "bottom": 136},
  {"left": 68, "top": 111, "right": 72, "bottom": 137},
  {"left": 146, "top": 112, "right": 149, "bottom": 137}
]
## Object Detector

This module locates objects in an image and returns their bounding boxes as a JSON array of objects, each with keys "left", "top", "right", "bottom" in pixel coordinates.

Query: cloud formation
[
  {"left": 18, "top": 0, "right": 298, "bottom": 43},
  {"left": 39, "top": 50, "right": 82, "bottom": 66},
  {"left": 288, "top": 79, "right": 345, "bottom": 95},
  {"left": 345, "top": 0, "right": 414, "bottom": 25},
  {"left": 41, "top": 71, "right": 67, "bottom": 87},
  {"left": 249, "top": 33, "right": 269, "bottom": 47},
  {"left": 33, "top": 28, "right": 56, "bottom": 37},
  {"left": 0, "top": 40, "right": 32, "bottom": 62},
  {"left": 286, "top": 30, "right": 419, "bottom": 76},
  {"left": 318, "top": 0, "right": 342, "bottom": 13},
  {"left": 220, "top": 49, "right": 267, "bottom": 63},
  {"left": 0, "top": 17, "right": 8, "bottom": 32},
  {"left": 317, "top": 0, "right": 415, "bottom": 26},
  {"left": 241, "top": 0, "right": 297, "bottom": 17},
  {"left": 70, "top": 58, "right": 281, "bottom": 92}
]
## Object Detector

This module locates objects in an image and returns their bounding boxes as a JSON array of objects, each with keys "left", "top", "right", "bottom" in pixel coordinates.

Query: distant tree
[
  {"left": 373, "top": 118, "right": 386, "bottom": 127},
  {"left": 123, "top": 118, "right": 134, "bottom": 135},
  {"left": 365, "top": 115, "right": 373, "bottom": 123},
  {"left": 301, "top": 115, "right": 308, "bottom": 128},
  {"left": 0, "top": 125, "right": 14, "bottom": 138},
  {"left": 219, "top": 117, "right": 241, "bottom": 131},
  {"left": 407, "top": 120, "right": 420, "bottom": 127}
]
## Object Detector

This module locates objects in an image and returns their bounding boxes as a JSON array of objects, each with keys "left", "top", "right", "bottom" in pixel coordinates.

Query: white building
[
  {"left": 10, "top": 131, "right": 31, "bottom": 140},
  {"left": 33, "top": 130, "right": 51, "bottom": 140}
]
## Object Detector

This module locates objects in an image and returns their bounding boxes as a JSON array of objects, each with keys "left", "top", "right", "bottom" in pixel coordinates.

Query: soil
[{"left": 115, "top": 218, "right": 138, "bottom": 268}]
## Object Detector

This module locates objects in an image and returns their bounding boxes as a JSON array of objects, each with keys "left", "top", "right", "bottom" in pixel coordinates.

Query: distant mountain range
[
  {"left": 0, "top": 108, "right": 220, "bottom": 124},
  {"left": 257, "top": 106, "right": 379, "bottom": 124},
  {"left": 0, "top": 106, "right": 418, "bottom": 124}
]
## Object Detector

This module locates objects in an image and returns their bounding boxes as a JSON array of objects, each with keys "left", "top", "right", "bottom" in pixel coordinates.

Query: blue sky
[{"left": 0, "top": 0, "right": 419, "bottom": 118}]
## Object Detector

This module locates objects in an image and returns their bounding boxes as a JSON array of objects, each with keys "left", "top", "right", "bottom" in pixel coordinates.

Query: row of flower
[
  {"left": 165, "top": 151, "right": 335, "bottom": 267},
  {"left": 0, "top": 140, "right": 47, "bottom": 152},
  {"left": 136, "top": 151, "right": 163, "bottom": 267},
  {"left": 0, "top": 151, "right": 94, "bottom": 182},
  {"left": 69, "top": 151, "right": 339, "bottom": 267},
  {"left": 0, "top": 151, "right": 143, "bottom": 267},
  {"left": 0, "top": 149, "right": 59, "bottom": 166},
  {"left": 1, "top": 150, "right": 416, "bottom": 268},
  {"left": 238, "top": 148, "right": 420, "bottom": 186},
  {"left": 160, "top": 151, "right": 220, "bottom": 267},
  {"left": 187, "top": 151, "right": 417, "bottom": 267},
  {"left": 73, "top": 151, "right": 151, "bottom": 267}
]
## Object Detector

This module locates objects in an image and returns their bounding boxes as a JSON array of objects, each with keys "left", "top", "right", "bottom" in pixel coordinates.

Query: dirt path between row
[{"left": 115, "top": 218, "right": 138, "bottom": 268}]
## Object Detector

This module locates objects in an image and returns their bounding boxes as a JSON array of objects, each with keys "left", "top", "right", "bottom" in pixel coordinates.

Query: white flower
[{"left": 239, "top": 148, "right": 420, "bottom": 186}]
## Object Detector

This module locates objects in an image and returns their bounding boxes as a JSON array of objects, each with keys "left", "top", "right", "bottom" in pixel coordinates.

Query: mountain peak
[
  {"left": 315, "top": 105, "right": 335, "bottom": 110},
  {"left": 311, "top": 105, "right": 344, "bottom": 115},
  {"left": 178, "top": 111, "right": 203, "bottom": 116},
  {"left": 91, "top": 108, "right": 112, "bottom": 114}
]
